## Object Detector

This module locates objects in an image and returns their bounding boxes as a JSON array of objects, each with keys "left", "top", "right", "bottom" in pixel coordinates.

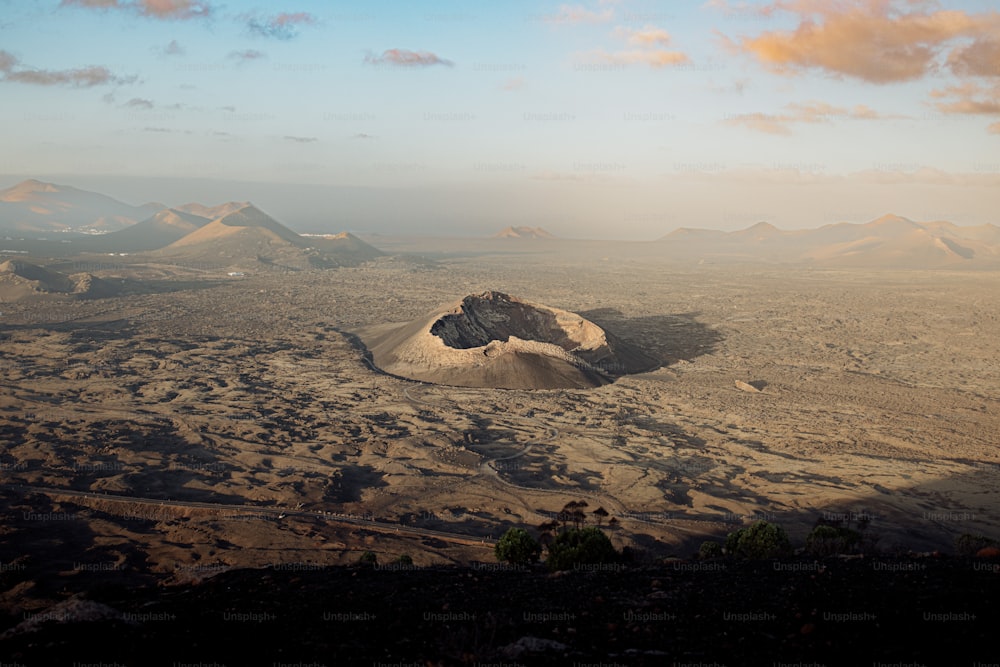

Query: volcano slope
[{"left": 359, "top": 291, "right": 658, "bottom": 389}]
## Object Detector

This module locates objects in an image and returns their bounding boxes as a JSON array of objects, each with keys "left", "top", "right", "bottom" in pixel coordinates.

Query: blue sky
[{"left": 2, "top": 0, "right": 999, "bottom": 238}]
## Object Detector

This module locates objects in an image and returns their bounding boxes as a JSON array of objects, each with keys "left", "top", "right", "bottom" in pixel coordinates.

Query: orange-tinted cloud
[
  {"left": 948, "top": 38, "right": 1000, "bottom": 78},
  {"left": 365, "top": 49, "right": 453, "bottom": 67},
  {"left": 61, "top": 0, "right": 212, "bottom": 20},
  {"left": 724, "top": 99, "right": 901, "bottom": 134},
  {"left": 931, "top": 82, "right": 1000, "bottom": 115},
  {"left": 592, "top": 49, "right": 690, "bottom": 68},
  {"left": 0, "top": 49, "right": 135, "bottom": 87},
  {"left": 729, "top": 1, "right": 1000, "bottom": 83},
  {"left": 615, "top": 26, "right": 673, "bottom": 46},
  {"left": 989, "top": 122, "right": 1000, "bottom": 134},
  {"left": 584, "top": 25, "right": 690, "bottom": 68}
]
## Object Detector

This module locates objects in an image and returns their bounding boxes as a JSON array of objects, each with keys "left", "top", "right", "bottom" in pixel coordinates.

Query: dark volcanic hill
[
  {"left": 308, "top": 232, "right": 385, "bottom": 266},
  {"left": 359, "top": 291, "right": 658, "bottom": 390},
  {"left": 97, "top": 208, "right": 211, "bottom": 252},
  {"left": 0, "top": 259, "right": 122, "bottom": 301},
  {"left": 174, "top": 201, "right": 247, "bottom": 220}
]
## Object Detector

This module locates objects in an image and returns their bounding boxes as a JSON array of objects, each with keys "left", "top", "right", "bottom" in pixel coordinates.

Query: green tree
[
  {"left": 806, "top": 525, "right": 861, "bottom": 556},
  {"left": 357, "top": 550, "right": 378, "bottom": 566},
  {"left": 545, "top": 526, "right": 619, "bottom": 571},
  {"left": 699, "top": 540, "right": 724, "bottom": 559},
  {"left": 725, "top": 520, "right": 791, "bottom": 559},
  {"left": 592, "top": 506, "right": 609, "bottom": 526},
  {"left": 495, "top": 527, "right": 542, "bottom": 565}
]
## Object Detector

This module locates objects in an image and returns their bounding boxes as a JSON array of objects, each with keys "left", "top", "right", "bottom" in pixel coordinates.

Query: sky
[{"left": 1, "top": 0, "right": 999, "bottom": 239}]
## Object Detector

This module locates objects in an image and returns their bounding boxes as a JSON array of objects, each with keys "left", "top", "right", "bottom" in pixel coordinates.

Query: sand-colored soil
[{"left": 1, "top": 253, "right": 999, "bottom": 609}]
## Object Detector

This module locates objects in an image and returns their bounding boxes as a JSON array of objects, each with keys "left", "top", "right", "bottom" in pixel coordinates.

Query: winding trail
[{"left": 2, "top": 483, "right": 494, "bottom": 549}]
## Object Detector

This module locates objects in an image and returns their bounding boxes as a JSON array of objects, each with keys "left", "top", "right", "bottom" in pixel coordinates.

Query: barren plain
[{"left": 2, "top": 247, "right": 1000, "bottom": 613}]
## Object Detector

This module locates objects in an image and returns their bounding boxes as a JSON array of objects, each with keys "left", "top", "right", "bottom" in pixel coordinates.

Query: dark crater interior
[{"left": 430, "top": 291, "right": 575, "bottom": 351}]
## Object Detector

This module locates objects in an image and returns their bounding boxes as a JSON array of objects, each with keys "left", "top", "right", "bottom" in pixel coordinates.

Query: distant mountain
[
  {"left": 175, "top": 201, "right": 248, "bottom": 220},
  {"left": 154, "top": 204, "right": 383, "bottom": 270},
  {"left": 658, "top": 215, "right": 1000, "bottom": 267},
  {"left": 308, "top": 232, "right": 385, "bottom": 266},
  {"left": 0, "top": 180, "right": 158, "bottom": 234},
  {"left": 0, "top": 258, "right": 123, "bottom": 302},
  {"left": 493, "top": 226, "right": 556, "bottom": 239},
  {"left": 165, "top": 204, "right": 307, "bottom": 250},
  {"left": 728, "top": 221, "right": 781, "bottom": 242},
  {"left": 98, "top": 208, "right": 211, "bottom": 252}
]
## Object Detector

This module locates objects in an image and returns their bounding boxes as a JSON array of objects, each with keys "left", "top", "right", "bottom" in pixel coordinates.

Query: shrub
[
  {"left": 806, "top": 525, "right": 862, "bottom": 556},
  {"left": 725, "top": 520, "right": 791, "bottom": 559},
  {"left": 395, "top": 554, "right": 414, "bottom": 566},
  {"left": 545, "top": 527, "right": 619, "bottom": 571},
  {"left": 699, "top": 541, "right": 724, "bottom": 559},
  {"left": 495, "top": 527, "right": 542, "bottom": 565},
  {"left": 357, "top": 551, "right": 378, "bottom": 566},
  {"left": 955, "top": 533, "right": 998, "bottom": 557}
]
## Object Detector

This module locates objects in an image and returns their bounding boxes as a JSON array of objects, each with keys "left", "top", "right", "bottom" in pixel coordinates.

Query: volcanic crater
[{"left": 359, "top": 291, "right": 658, "bottom": 390}]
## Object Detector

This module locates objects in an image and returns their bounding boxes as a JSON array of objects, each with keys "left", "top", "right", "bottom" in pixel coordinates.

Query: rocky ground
[{"left": 1, "top": 248, "right": 999, "bottom": 665}]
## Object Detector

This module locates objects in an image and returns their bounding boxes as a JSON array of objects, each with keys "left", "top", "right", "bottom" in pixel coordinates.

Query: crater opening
[
  {"left": 430, "top": 291, "right": 575, "bottom": 351},
  {"left": 357, "top": 291, "right": 661, "bottom": 390}
]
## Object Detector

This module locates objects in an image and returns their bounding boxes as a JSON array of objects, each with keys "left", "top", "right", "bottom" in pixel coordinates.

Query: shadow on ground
[{"left": 578, "top": 309, "right": 724, "bottom": 365}]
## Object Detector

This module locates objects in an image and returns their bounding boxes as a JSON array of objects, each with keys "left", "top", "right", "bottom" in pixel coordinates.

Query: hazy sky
[{"left": 2, "top": 0, "right": 999, "bottom": 238}]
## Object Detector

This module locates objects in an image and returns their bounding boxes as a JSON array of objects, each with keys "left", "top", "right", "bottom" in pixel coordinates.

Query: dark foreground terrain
[{"left": 1, "top": 556, "right": 997, "bottom": 666}]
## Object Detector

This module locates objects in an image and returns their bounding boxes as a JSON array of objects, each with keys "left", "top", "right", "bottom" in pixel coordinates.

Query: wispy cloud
[
  {"left": 125, "top": 97, "right": 154, "bottom": 109},
  {"left": 703, "top": 0, "right": 781, "bottom": 20},
  {"left": 60, "top": 0, "right": 213, "bottom": 20},
  {"left": 589, "top": 48, "right": 690, "bottom": 68},
  {"left": 724, "top": 100, "right": 903, "bottom": 134},
  {"left": 352, "top": 133, "right": 375, "bottom": 140},
  {"left": 245, "top": 12, "right": 317, "bottom": 40},
  {"left": 581, "top": 25, "right": 690, "bottom": 69},
  {"left": 542, "top": 4, "right": 614, "bottom": 24},
  {"left": 930, "top": 82, "right": 1000, "bottom": 115},
  {"left": 614, "top": 26, "right": 673, "bottom": 46},
  {"left": 0, "top": 49, "right": 135, "bottom": 87},
  {"left": 364, "top": 49, "right": 453, "bottom": 67},
  {"left": 162, "top": 39, "right": 184, "bottom": 56},
  {"left": 284, "top": 135, "right": 317, "bottom": 143},
  {"left": 228, "top": 50, "right": 266, "bottom": 63},
  {"left": 724, "top": 0, "right": 1000, "bottom": 84},
  {"left": 947, "top": 37, "right": 1000, "bottom": 78}
]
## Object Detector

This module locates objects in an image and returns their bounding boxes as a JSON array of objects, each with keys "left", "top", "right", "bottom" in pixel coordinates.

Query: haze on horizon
[{"left": 2, "top": 0, "right": 999, "bottom": 239}]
